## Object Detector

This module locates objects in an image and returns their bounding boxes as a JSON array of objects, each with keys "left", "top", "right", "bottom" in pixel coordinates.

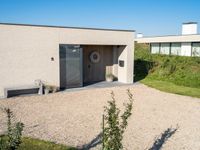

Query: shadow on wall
[
  {"left": 134, "top": 59, "right": 154, "bottom": 82},
  {"left": 148, "top": 126, "right": 179, "bottom": 150}
]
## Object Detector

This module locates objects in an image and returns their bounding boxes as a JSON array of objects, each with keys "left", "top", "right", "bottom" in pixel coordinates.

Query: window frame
[
  {"left": 150, "top": 43, "right": 160, "bottom": 54},
  {"left": 170, "top": 42, "right": 182, "bottom": 56},
  {"left": 191, "top": 42, "right": 200, "bottom": 57}
]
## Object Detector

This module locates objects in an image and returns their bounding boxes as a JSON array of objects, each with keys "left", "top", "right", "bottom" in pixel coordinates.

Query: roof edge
[
  {"left": 183, "top": 22, "right": 198, "bottom": 25},
  {"left": 0, "top": 22, "right": 135, "bottom": 32},
  {"left": 137, "top": 34, "right": 200, "bottom": 39}
]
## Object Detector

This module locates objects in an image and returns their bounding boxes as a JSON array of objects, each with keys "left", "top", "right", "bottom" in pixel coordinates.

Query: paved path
[{"left": 0, "top": 84, "right": 200, "bottom": 149}]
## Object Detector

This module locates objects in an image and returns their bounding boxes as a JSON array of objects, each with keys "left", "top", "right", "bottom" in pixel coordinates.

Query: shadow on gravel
[
  {"left": 78, "top": 126, "right": 179, "bottom": 150},
  {"left": 148, "top": 125, "right": 179, "bottom": 150},
  {"left": 78, "top": 133, "right": 102, "bottom": 150}
]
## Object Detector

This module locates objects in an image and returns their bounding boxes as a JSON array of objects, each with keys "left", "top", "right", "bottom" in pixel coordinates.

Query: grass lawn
[
  {"left": 142, "top": 78, "right": 200, "bottom": 98},
  {"left": 0, "top": 136, "right": 77, "bottom": 150},
  {"left": 134, "top": 43, "right": 200, "bottom": 98}
]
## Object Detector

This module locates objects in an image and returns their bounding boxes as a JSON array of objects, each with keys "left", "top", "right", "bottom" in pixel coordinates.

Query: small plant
[
  {"left": 44, "top": 85, "right": 51, "bottom": 95},
  {"left": 0, "top": 108, "right": 24, "bottom": 150},
  {"left": 44, "top": 85, "right": 58, "bottom": 94},
  {"left": 0, "top": 137, "right": 7, "bottom": 150},
  {"left": 105, "top": 74, "right": 115, "bottom": 82},
  {"left": 102, "top": 89, "right": 133, "bottom": 150},
  {"left": 52, "top": 86, "right": 59, "bottom": 93}
]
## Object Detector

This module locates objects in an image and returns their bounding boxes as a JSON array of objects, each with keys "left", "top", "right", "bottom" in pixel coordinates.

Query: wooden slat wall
[{"left": 82, "top": 45, "right": 113, "bottom": 83}]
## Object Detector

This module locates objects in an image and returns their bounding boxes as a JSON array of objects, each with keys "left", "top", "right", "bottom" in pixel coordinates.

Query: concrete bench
[{"left": 4, "top": 85, "right": 42, "bottom": 98}]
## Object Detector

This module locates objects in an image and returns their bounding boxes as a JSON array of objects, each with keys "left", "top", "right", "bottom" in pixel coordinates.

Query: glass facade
[
  {"left": 192, "top": 43, "right": 200, "bottom": 57},
  {"left": 160, "top": 43, "right": 170, "bottom": 55},
  {"left": 59, "top": 45, "right": 83, "bottom": 89},
  {"left": 171, "top": 43, "right": 181, "bottom": 55},
  {"left": 150, "top": 42, "right": 200, "bottom": 57},
  {"left": 151, "top": 43, "right": 160, "bottom": 54}
]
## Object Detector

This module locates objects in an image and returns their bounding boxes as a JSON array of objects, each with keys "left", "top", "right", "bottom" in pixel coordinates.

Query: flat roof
[
  {"left": 0, "top": 22, "right": 135, "bottom": 32},
  {"left": 183, "top": 22, "right": 198, "bottom": 25},
  {"left": 135, "top": 34, "right": 200, "bottom": 43}
]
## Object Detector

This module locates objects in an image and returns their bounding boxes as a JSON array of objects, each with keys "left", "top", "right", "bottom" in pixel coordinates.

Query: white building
[
  {"left": 136, "top": 22, "right": 200, "bottom": 57},
  {"left": 0, "top": 23, "right": 135, "bottom": 98}
]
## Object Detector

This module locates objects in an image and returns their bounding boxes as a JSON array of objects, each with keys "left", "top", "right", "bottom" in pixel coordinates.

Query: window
[
  {"left": 192, "top": 43, "right": 200, "bottom": 57},
  {"left": 151, "top": 43, "right": 160, "bottom": 54},
  {"left": 160, "top": 43, "right": 170, "bottom": 55},
  {"left": 171, "top": 43, "right": 181, "bottom": 55}
]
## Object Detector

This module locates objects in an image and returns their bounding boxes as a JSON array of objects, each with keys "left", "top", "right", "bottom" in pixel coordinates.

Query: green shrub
[
  {"left": 102, "top": 89, "right": 133, "bottom": 150},
  {"left": 0, "top": 136, "right": 7, "bottom": 150},
  {"left": 0, "top": 108, "right": 24, "bottom": 150}
]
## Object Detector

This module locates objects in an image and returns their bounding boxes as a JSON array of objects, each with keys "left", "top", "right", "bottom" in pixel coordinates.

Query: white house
[
  {"left": 0, "top": 23, "right": 135, "bottom": 98},
  {"left": 136, "top": 22, "right": 200, "bottom": 57}
]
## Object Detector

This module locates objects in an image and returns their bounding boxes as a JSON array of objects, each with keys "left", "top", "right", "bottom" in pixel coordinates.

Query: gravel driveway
[{"left": 0, "top": 83, "right": 200, "bottom": 149}]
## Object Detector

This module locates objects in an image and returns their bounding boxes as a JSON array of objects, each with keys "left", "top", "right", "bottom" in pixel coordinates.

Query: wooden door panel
[{"left": 83, "top": 45, "right": 113, "bottom": 83}]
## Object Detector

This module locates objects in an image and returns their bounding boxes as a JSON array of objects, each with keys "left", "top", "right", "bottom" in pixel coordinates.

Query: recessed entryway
[
  {"left": 59, "top": 44, "right": 124, "bottom": 89},
  {"left": 82, "top": 45, "right": 113, "bottom": 84}
]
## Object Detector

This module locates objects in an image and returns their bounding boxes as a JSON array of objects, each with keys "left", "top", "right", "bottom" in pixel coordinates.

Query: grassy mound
[
  {"left": 141, "top": 78, "right": 200, "bottom": 98},
  {"left": 134, "top": 43, "right": 200, "bottom": 98},
  {"left": 0, "top": 136, "right": 76, "bottom": 150}
]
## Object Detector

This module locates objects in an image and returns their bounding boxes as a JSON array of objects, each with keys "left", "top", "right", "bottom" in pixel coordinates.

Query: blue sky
[{"left": 0, "top": 0, "right": 200, "bottom": 36}]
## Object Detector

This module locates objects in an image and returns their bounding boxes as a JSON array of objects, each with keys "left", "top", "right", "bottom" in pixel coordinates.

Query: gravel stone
[{"left": 0, "top": 84, "right": 200, "bottom": 150}]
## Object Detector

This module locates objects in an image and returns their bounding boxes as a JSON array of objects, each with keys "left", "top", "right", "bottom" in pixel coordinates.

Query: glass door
[{"left": 59, "top": 45, "right": 83, "bottom": 89}]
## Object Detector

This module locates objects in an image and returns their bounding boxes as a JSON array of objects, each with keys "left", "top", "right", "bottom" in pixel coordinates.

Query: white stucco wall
[
  {"left": 181, "top": 43, "right": 192, "bottom": 56},
  {"left": 160, "top": 43, "right": 170, "bottom": 55},
  {"left": 151, "top": 43, "right": 160, "bottom": 54},
  {"left": 182, "top": 23, "right": 198, "bottom": 35},
  {"left": 0, "top": 24, "right": 134, "bottom": 98}
]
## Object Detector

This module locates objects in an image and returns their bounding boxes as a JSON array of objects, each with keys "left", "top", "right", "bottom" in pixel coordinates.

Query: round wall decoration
[{"left": 90, "top": 51, "right": 101, "bottom": 63}]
